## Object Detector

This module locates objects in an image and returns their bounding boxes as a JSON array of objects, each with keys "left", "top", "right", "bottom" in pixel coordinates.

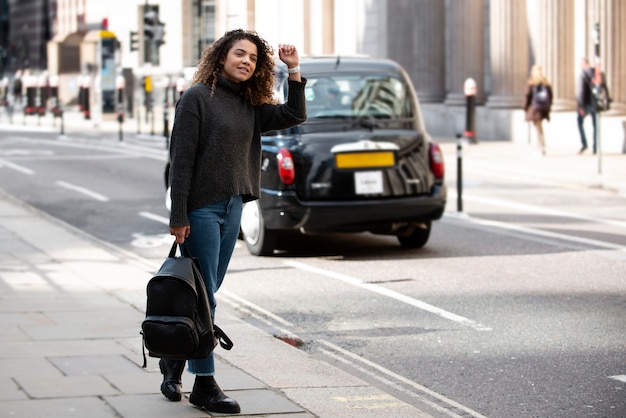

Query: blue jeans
[
  {"left": 183, "top": 195, "right": 243, "bottom": 376},
  {"left": 577, "top": 106, "right": 597, "bottom": 153}
]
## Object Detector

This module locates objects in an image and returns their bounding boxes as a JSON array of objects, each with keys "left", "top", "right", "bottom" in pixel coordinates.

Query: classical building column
[
  {"left": 386, "top": 0, "right": 445, "bottom": 103},
  {"left": 602, "top": 0, "right": 626, "bottom": 114},
  {"left": 527, "top": 0, "right": 576, "bottom": 111},
  {"left": 445, "top": 0, "right": 485, "bottom": 106},
  {"left": 303, "top": 0, "right": 334, "bottom": 55},
  {"left": 486, "top": 0, "right": 528, "bottom": 108}
]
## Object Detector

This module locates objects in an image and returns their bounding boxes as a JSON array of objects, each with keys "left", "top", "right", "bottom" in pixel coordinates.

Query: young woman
[
  {"left": 524, "top": 64, "right": 553, "bottom": 156},
  {"left": 162, "top": 29, "right": 307, "bottom": 414}
]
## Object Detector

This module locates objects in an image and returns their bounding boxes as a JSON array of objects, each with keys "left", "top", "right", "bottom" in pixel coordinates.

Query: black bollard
[
  {"left": 456, "top": 133, "right": 463, "bottom": 213},
  {"left": 59, "top": 105, "right": 64, "bottom": 136},
  {"left": 163, "top": 80, "right": 170, "bottom": 148},
  {"left": 116, "top": 75, "right": 125, "bottom": 141}
]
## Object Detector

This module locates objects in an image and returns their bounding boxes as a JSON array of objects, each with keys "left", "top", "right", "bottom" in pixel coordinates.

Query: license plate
[
  {"left": 355, "top": 171, "right": 384, "bottom": 195},
  {"left": 335, "top": 151, "right": 395, "bottom": 169}
]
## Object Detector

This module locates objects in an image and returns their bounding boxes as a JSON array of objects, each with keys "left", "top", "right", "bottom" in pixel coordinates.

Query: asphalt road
[{"left": 0, "top": 127, "right": 624, "bottom": 418}]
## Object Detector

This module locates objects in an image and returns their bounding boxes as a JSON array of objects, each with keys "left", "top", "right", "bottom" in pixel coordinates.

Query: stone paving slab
[
  {"left": 0, "top": 358, "right": 63, "bottom": 379},
  {"left": 2, "top": 397, "right": 119, "bottom": 417},
  {"left": 50, "top": 354, "right": 140, "bottom": 376},
  {"left": 0, "top": 377, "right": 28, "bottom": 401},
  {"left": 16, "top": 374, "right": 120, "bottom": 398},
  {"left": 0, "top": 340, "right": 133, "bottom": 358}
]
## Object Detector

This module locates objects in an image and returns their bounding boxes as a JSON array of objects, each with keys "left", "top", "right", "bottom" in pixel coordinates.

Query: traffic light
[
  {"left": 154, "top": 21, "right": 166, "bottom": 46},
  {"left": 129, "top": 31, "right": 139, "bottom": 52},
  {"left": 141, "top": 4, "right": 165, "bottom": 65},
  {"left": 143, "top": 6, "right": 165, "bottom": 45},
  {"left": 143, "top": 8, "right": 157, "bottom": 41}
]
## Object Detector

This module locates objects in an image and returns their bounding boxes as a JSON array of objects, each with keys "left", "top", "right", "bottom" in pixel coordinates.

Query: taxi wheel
[
  {"left": 397, "top": 221, "right": 431, "bottom": 249},
  {"left": 240, "top": 200, "right": 277, "bottom": 256}
]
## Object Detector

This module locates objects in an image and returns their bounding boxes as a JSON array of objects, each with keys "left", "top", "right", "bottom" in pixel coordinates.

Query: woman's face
[{"left": 221, "top": 39, "right": 258, "bottom": 83}]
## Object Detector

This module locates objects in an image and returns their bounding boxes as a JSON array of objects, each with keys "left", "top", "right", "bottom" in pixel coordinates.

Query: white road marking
[
  {"left": 0, "top": 149, "right": 54, "bottom": 156},
  {"left": 138, "top": 211, "right": 169, "bottom": 225},
  {"left": 320, "top": 339, "right": 489, "bottom": 418},
  {"left": 55, "top": 181, "right": 109, "bottom": 202},
  {"left": 0, "top": 158, "right": 35, "bottom": 175},
  {"left": 283, "top": 260, "right": 492, "bottom": 331},
  {"left": 130, "top": 232, "right": 172, "bottom": 248},
  {"left": 217, "top": 289, "right": 484, "bottom": 417},
  {"left": 445, "top": 212, "right": 626, "bottom": 253},
  {"left": 449, "top": 191, "right": 626, "bottom": 229},
  {"left": 220, "top": 289, "right": 295, "bottom": 328},
  {"left": 608, "top": 375, "right": 626, "bottom": 383}
]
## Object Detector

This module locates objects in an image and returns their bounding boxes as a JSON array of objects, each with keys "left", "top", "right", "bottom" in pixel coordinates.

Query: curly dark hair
[{"left": 191, "top": 29, "right": 277, "bottom": 106}]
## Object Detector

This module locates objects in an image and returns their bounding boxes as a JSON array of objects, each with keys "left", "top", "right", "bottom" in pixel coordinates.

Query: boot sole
[{"left": 189, "top": 392, "right": 241, "bottom": 414}]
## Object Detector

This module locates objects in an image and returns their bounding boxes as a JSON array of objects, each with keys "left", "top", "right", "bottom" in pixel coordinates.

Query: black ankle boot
[
  {"left": 189, "top": 375, "right": 241, "bottom": 413},
  {"left": 159, "top": 358, "right": 186, "bottom": 401}
]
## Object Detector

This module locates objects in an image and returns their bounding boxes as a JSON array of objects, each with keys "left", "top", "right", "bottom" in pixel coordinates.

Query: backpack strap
[
  {"left": 214, "top": 325, "right": 234, "bottom": 350},
  {"left": 140, "top": 331, "right": 147, "bottom": 368},
  {"left": 167, "top": 240, "right": 194, "bottom": 259}
]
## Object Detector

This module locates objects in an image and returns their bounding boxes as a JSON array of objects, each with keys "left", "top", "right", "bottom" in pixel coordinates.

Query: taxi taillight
[
  {"left": 429, "top": 142, "right": 445, "bottom": 179},
  {"left": 277, "top": 148, "right": 295, "bottom": 185}
]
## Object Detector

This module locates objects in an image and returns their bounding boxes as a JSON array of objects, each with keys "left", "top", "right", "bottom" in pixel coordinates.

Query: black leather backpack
[{"left": 141, "top": 241, "right": 232, "bottom": 367}]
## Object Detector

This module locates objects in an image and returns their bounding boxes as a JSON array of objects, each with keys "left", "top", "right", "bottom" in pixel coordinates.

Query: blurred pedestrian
[
  {"left": 524, "top": 64, "right": 553, "bottom": 156},
  {"left": 576, "top": 57, "right": 609, "bottom": 154},
  {"left": 165, "top": 29, "right": 307, "bottom": 414},
  {"left": 11, "top": 70, "right": 23, "bottom": 106}
]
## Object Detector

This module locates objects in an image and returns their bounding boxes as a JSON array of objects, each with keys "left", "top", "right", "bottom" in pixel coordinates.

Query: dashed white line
[
  {"left": 56, "top": 181, "right": 109, "bottom": 202},
  {"left": 453, "top": 192, "right": 626, "bottom": 229},
  {"left": 139, "top": 211, "right": 169, "bottom": 225},
  {"left": 283, "top": 260, "right": 492, "bottom": 331},
  {"left": 0, "top": 158, "right": 35, "bottom": 175},
  {"left": 445, "top": 212, "right": 626, "bottom": 255}
]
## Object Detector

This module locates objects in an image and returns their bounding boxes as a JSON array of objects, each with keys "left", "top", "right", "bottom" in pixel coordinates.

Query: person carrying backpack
[
  {"left": 524, "top": 64, "right": 553, "bottom": 156},
  {"left": 166, "top": 30, "right": 307, "bottom": 414}
]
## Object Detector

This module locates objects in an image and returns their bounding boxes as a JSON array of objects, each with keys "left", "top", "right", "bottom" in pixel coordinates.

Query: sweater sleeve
[
  {"left": 258, "top": 78, "right": 307, "bottom": 133},
  {"left": 168, "top": 87, "right": 203, "bottom": 227}
]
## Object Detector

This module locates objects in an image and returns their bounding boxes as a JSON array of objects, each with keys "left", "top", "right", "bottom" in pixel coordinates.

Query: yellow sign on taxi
[{"left": 335, "top": 151, "right": 396, "bottom": 169}]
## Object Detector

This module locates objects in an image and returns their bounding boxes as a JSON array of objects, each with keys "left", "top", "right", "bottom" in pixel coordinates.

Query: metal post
[
  {"left": 59, "top": 105, "right": 64, "bottom": 136},
  {"left": 592, "top": 22, "right": 602, "bottom": 175},
  {"left": 456, "top": 133, "right": 463, "bottom": 213},
  {"left": 163, "top": 78, "right": 170, "bottom": 149},
  {"left": 116, "top": 74, "right": 125, "bottom": 141},
  {"left": 150, "top": 102, "right": 154, "bottom": 136}
]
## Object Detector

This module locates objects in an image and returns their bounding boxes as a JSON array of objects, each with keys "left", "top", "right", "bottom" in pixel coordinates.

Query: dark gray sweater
[{"left": 169, "top": 75, "right": 307, "bottom": 227}]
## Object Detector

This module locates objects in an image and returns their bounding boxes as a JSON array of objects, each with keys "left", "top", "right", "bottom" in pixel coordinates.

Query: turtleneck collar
[{"left": 217, "top": 74, "right": 242, "bottom": 93}]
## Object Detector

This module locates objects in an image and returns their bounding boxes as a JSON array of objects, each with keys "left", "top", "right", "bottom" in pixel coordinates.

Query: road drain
[{"left": 366, "top": 278, "right": 413, "bottom": 284}]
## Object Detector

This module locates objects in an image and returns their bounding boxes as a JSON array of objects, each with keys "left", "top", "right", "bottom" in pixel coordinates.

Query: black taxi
[{"left": 239, "top": 56, "right": 447, "bottom": 256}]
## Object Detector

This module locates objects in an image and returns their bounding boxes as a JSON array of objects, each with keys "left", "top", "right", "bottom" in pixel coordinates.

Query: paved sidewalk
[
  {"left": 0, "top": 112, "right": 433, "bottom": 417},
  {"left": 437, "top": 137, "right": 626, "bottom": 199}
]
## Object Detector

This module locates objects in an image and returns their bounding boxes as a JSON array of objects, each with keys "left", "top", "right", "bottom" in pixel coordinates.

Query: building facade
[
  {"left": 5, "top": 0, "right": 55, "bottom": 73},
  {"left": 3, "top": 0, "right": 625, "bottom": 143},
  {"left": 223, "top": 0, "right": 626, "bottom": 142}
]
